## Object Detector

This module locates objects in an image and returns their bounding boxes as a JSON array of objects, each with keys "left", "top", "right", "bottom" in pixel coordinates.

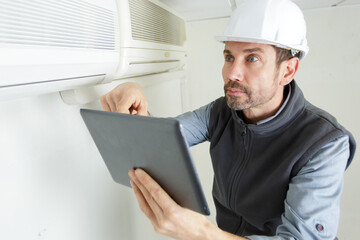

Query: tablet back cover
[{"left": 80, "top": 109, "right": 210, "bottom": 215}]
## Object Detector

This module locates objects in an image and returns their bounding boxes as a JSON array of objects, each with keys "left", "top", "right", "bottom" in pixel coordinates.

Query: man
[{"left": 101, "top": 0, "right": 356, "bottom": 239}]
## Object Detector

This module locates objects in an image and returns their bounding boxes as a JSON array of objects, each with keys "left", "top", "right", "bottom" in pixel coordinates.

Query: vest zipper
[{"left": 228, "top": 125, "right": 249, "bottom": 209}]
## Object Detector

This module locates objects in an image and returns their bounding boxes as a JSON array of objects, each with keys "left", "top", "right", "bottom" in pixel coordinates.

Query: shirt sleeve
[
  {"left": 247, "top": 135, "right": 350, "bottom": 240},
  {"left": 174, "top": 101, "right": 215, "bottom": 147}
]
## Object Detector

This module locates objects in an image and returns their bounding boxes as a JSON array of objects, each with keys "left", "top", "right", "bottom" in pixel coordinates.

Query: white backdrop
[{"left": 0, "top": 77, "right": 184, "bottom": 240}]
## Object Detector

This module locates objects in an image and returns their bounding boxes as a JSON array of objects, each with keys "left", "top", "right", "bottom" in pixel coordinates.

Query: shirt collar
[{"left": 255, "top": 84, "right": 292, "bottom": 125}]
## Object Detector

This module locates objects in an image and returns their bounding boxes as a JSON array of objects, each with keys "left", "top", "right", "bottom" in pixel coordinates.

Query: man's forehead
[{"left": 224, "top": 41, "right": 273, "bottom": 54}]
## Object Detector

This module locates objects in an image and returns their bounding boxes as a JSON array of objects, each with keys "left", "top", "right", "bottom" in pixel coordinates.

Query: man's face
[{"left": 222, "top": 41, "right": 283, "bottom": 111}]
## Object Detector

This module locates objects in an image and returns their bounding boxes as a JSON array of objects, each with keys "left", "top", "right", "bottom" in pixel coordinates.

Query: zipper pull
[
  {"left": 241, "top": 126, "right": 247, "bottom": 136},
  {"left": 241, "top": 126, "right": 247, "bottom": 150}
]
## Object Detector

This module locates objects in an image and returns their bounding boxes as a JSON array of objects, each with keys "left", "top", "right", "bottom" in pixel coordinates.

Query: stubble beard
[
  {"left": 224, "top": 81, "right": 253, "bottom": 110},
  {"left": 224, "top": 75, "right": 279, "bottom": 111}
]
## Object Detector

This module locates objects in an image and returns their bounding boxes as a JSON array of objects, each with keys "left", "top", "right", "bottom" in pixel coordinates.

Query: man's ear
[{"left": 280, "top": 57, "right": 299, "bottom": 86}]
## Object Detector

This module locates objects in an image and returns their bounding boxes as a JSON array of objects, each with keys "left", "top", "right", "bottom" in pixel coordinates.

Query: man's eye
[
  {"left": 248, "top": 56, "right": 259, "bottom": 62},
  {"left": 225, "top": 55, "right": 234, "bottom": 62}
]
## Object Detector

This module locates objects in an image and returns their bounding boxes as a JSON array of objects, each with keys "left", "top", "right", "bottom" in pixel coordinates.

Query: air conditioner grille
[
  {"left": 0, "top": 0, "right": 117, "bottom": 50},
  {"left": 129, "top": 0, "right": 186, "bottom": 46}
]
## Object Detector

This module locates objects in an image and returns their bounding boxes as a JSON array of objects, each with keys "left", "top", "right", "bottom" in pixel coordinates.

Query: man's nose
[{"left": 226, "top": 63, "right": 244, "bottom": 82}]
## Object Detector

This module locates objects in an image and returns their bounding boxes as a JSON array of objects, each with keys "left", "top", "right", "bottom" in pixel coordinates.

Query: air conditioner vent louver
[
  {"left": 0, "top": 0, "right": 116, "bottom": 50},
  {"left": 128, "top": 0, "right": 186, "bottom": 46}
]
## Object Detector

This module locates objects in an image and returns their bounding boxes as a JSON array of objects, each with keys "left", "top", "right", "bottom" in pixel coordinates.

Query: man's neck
[{"left": 242, "top": 87, "right": 288, "bottom": 124}]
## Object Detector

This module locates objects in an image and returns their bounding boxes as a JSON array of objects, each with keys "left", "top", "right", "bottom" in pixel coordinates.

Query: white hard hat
[{"left": 215, "top": 0, "right": 309, "bottom": 59}]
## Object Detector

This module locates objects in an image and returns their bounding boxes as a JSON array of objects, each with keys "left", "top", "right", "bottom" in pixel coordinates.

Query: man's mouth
[{"left": 226, "top": 88, "right": 246, "bottom": 96}]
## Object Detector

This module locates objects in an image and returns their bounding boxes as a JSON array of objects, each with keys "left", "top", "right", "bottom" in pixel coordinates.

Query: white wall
[
  {"left": 186, "top": 4, "right": 360, "bottom": 239},
  {"left": 0, "top": 77, "right": 184, "bottom": 240},
  {"left": 0, "top": 93, "right": 133, "bottom": 240}
]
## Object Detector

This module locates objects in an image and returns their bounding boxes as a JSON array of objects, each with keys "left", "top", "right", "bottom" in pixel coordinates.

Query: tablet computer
[{"left": 80, "top": 109, "right": 210, "bottom": 215}]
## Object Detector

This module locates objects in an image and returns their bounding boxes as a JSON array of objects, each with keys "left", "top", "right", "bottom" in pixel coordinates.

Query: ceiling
[{"left": 159, "top": 0, "right": 360, "bottom": 21}]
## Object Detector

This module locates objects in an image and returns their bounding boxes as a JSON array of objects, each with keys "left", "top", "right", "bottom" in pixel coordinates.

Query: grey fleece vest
[{"left": 208, "top": 81, "right": 356, "bottom": 236}]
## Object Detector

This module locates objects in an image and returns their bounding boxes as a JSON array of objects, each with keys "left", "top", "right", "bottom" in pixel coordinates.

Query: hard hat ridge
[{"left": 215, "top": 0, "right": 309, "bottom": 59}]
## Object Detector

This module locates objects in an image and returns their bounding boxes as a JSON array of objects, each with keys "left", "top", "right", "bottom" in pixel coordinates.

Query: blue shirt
[{"left": 175, "top": 94, "right": 350, "bottom": 239}]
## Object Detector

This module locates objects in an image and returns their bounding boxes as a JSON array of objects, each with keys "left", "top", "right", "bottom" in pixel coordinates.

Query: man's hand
[
  {"left": 128, "top": 169, "right": 247, "bottom": 240},
  {"left": 100, "top": 82, "right": 149, "bottom": 116},
  {"left": 128, "top": 169, "right": 216, "bottom": 240}
]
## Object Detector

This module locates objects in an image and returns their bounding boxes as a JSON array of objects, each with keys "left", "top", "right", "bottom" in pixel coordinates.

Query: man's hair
[{"left": 273, "top": 46, "right": 300, "bottom": 67}]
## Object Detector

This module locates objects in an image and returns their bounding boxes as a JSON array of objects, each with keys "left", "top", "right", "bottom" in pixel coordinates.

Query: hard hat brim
[{"left": 215, "top": 35, "right": 309, "bottom": 60}]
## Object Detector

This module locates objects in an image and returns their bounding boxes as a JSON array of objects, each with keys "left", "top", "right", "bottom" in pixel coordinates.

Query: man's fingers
[
  {"left": 100, "top": 83, "right": 148, "bottom": 116},
  {"left": 129, "top": 170, "right": 166, "bottom": 228},
  {"left": 130, "top": 170, "right": 164, "bottom": 217},
  {"left": 137, "top": 101, "right": 149, "bottom": 116},
  {"left": 100, "top": 82, "right": 149, "bottom": 115},
  {"left": 130, "top": 179, "right": 158, "bottom": 223},
  {"left": 115, "top": 95, "right": 137, "bottom": 114},
  {"left": 134, "top": 169, "right": 176, "bottom": 212},
  {"left": 100, "top": 95, "right": 111, "bottom": 112},
  {"left": 105, "top": 94, "right": 117, "bottom": 112}
]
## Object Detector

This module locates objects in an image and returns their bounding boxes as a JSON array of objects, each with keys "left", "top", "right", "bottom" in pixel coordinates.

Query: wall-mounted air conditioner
[
  {"left": 0, "top": 0, "right": 187, "bottom": 100},
  {"left": 116, "top": 0, "right": 187, "bottom": 78}
]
